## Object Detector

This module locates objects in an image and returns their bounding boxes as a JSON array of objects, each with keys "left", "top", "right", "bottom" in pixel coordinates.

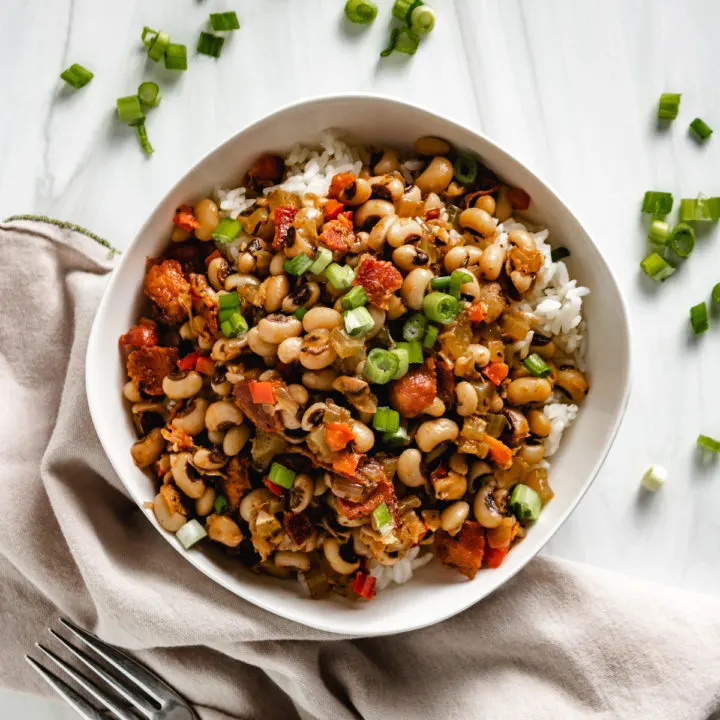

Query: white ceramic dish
[{"left": 86, "top": 94, "right": 631, "bottom": 636}]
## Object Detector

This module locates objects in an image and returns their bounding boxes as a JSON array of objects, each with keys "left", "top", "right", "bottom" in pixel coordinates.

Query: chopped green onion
[
  {"left": 116, "top": 96, "right": 144, "bottom": 125},
  {"left": 697, "top": 435, "right": 720, "bottom": 453},
  {"left": 213, "top": 494, "right": 230, "bottom": 514},
  {"left": 423, "top": 324, "right": 439, "bottom": 349},
  {"left": 390, "top": 347, "right": 409, "bottom": 379},
  {"left": 550, "top": 247, "right": 570, "bottom": 262},
  {"left": 523, "top": 353, "right": 551, "bottom": 378},
  {"left": 669, "top": 222, "right": 695, "bottom": 258},
  {"left": 430, "top": 276, "right": 452, "bottom": 290},
  {"left": 221, "top": 311, "right": 248, "bottom": 338},
  {"left": 640, "top": 252, "right": 675, "bottom": 282},
  {"left": 402, "top": 313, "right": 428, "bottom": 342},
  {"left": 344, "top": 0, "right": 378, "bottom": 23},
  {"left": 164, "top": 43, "right": 187, "bottom": 71},
  {"left": 148, "top": 31, "right": 170, "bottom": 62},
  {"left": 325, "top": 263, "right": 355, "bottom": 290},
  {"left": 372, "top": 407, "right": 400, "bottom": 434},
  {"left": 450, "top": 269, "right": 473, "bottom": 299},
  {"left": 135, "top": 122, "right": 153, "bottom": 155},
  {"left": 269, "top": 461, "right": 296, "bottom": 489},
  {"left": 712, "top": 283, "right": 720, "bottom": 305},
  {"left": 395, "top": 341, "right": 423, "bottom": 364},
  {"left": 679, "top": 198, "right": 708, "bottom": 222},
  {"left": 138, "top": 81, "right": 161, "bottom": 108},
  {"left": 453, "top": 151, "right": 477, "bottom": 186},
  {"left": 648, "top": 219, "right": 671, "bottom": 246},
  {"left": 308, "top": 248, "right": 333, "bottom": 275},
  {"left": 510, "top": 484, "right": 542, "bottom": 522},
  {"left": 343, "top": 307, "right": 375, "bottom": 336},
  {"left": 218, "top": 291, "right": 240, "bottom": 310},
  {"left": 210, "top": 11, "right": 240, "bottom": 31},
  {"left": 423, "top": 292, "right": 459, "bottom": 324},
  {"left": 381, "top": 28, "right": 400, "bottom": 58},
  {"left": 381, "top": 26, "right": 420, "bottom": 57},
  {"left": 383, "top": 425, "right": 409, "bottom": 446},
  {"left": 197, "top": 32, "right": 225, "bottom": 58},
  {"left": 372, "top": 502, "right": 394, "bottom": 536},
  {"left": 657, "top": 92, "right": 681, "bottom": 120},
  {"left": 176, "top": 518, "right": 207, "bottom": 549},
  {"left": 410, "top": 3, "right": 436, "bottom": 33},
  {"left": 704, "top": 197, "right": 720, "bottom": 220},
  {"left": 141, "top": 27, "right": 158, "bottom": 48},
  {"left": 690, "top": 302, "right": 709, "bottom": 334},
  {"left": 364, "top": 348, "right": 399, "bottom": 384},
  {"left": 212, "top": 218, "right": 241, "bottom": 244},
  {"left": 283, "top": 252, "right": 313, "bottom": 276},
  {"left": 391, "top": 0, "right": 416, "bottom": 21},
  {"left": 60, "top": 64, "right": 93, "bottom": 89},
  {"left": 341, "top": 286, "right": 368, "bottom": 311},
  {"left": 690, "top": 117, "right": 712, "bottom": 141},
  {"left": 641, "top": 191, "right": 673, "bottom": 216},
  {"left": 294, "top": 307, "right": 307, "bottom": 321},
  {"left": 641, "top": 464, "right": 667, "bottom": 492}
]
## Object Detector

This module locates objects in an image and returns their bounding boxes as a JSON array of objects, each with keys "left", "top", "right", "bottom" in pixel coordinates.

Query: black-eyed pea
[
  {"left": 299, "top": 329, "right": 336, "bottom": 370},
  {"left": 281, "top": 282, "right": 320, "bottom": 313},
  {"left": 369, "top": 174, "right": 404, "bottom": 202},
  {"left": 495, "top": 187, "right": 513, "bottom": 222},
  {"left": 162, "top": 371, "right": 203, "bottom": 400},
  {"left": 387, "top": 218, "right": 423, "bottom": 248},
  {"left": 277, "top": 336, "right": 303, "bottom": 364},
  {"left": 269, "top": 252, "right": 286, "bottom": 276},
  {"left": 440, "top": 501, "right": 470, "bottom": 536},
  {"left": 416, "top": 419, "right": 459, "bottom": 453},
  {"left": 205, "top": 400, "right": 244, "bottom": 433},
  {"left": 414, "top": 136, "right": 451, "bottom": 156},
  {"left": 247, "top": 327, "right": 278, "bottom": 358},
  {"left": 397, "top": 448, "right": 425, "bottom": 487},
  {"left": 459, "top": 207, "right": 497, "bottom": 237},
  {"left": 368, "top": 213, "right": 398, "bottom": 251},
  {"left": 289, "top": 474, "right": 314, "bottom": 514},
  {"left": 354, "top": 199, "right": 396, "bottom": 229},
  {"left": 424, "top": 397, "right": 446, "bottom": 417},
  {"left": 195, "top": 487, "right": 216, "bottom": 517},
  {"left": 474, "top": 195, "right": 496, "bottom": 216},
  {"left": 206, "top": 514, "right": 243, "bottom": 547},
  {"left": 261, "top": 275, "right": 290, "bottom": 313},
  {"left": 432, "top": 470, "right": 467, "bottom": 501},
  {"left": 287, "top": 383, "right": 309, "bottom": 405},
  {"left": 527, "top": 409, "right": 551, "bottom": 437},
  {"left": 386, "top": 295, "right": 407, "bottom": 320},
  {"left": 302, "top": 307, "right": 342, "bottom": 332},
  {"left": 479, "top": 244, "right": 507, "bottom": 281},
  {"left": 555, "top": 367, "right": 589, "bottom": 403},
  {"left": 239, "top": 488, "right": 274, "bottom": 523},
  {"left": 373, "top": 148, "right": 400, "bottom": 175},
  {"left": 392, "top": 244, "right": 430, "bottom": 273},
  {"left": 123, "top": 379, "right": 142, "bottom": 403},
  {"left": 456, "top": 381, "right": 478, "bottom": 417},
  {"left": 208, "top": 257, "right": 230, "bottom": 291},
  {"left": 130, "top": 428, "right": 164, "bottom": 468},
  {"left": 520, "top": 443, "right": 545, "bottom": 464},
  {"left": 506, "top": 377, "right": 553, "bottom": 406},
  {"left": 194, "top": 198, "right": 219, "bottom": 241},
  {"left": 338, "top": 177, "right": 372, "bottom": 207},
  {"left": 153, "top": 489, "right": 186, "bottom": 532},
  {"left": 274, "top": 551, "right": 311, "bottom": 572},
  {"left": 401, "top": 268, "right": 434, "bottom": 310},
  {"left": 349, "top": 420, "right": 374, "bottom": 453},
  {"left": 170, "top": 452, "right": 206, "bottom": 499},
  {"left": 223, "top": 424, "right": 251, "bottom": 456},
  {"left": 508, "top": 229, "right": 536, "bottom": 251},
  {"left": 323, "top": 538, "right": 359, "bottom": 575},
  {"left": 473, "top": 484, "right": 503, "bottom": 528},
  {"left": 257, "top": 313, "right": 302, "bottom": 345},
  {"left": 416, "top": 156, "right": 454, "bottom": 195},
  {"left": 171, "top": 398, "right": 208, "bottom": 436},
  {"left": 302, "top": 368, "right": 338, "bottom": 391}
]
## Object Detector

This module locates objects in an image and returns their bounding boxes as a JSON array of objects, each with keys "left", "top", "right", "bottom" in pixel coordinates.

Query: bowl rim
[{"left": 86, "top": 92, "right": 632, "bottom": 635}]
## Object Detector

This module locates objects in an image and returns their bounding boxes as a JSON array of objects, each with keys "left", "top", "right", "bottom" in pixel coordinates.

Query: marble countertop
[{"left": 3, "top": 1, "right": 720, "bottom": 710}]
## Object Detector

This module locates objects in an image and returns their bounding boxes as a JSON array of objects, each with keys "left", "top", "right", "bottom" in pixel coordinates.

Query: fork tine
[
  {"left": 59, "top": 618, "right": 182, "bottom": 704},
  {"left": 49, "top": 629, "right": 157, "bottom": 719},
  {"left": 26, "top": 655, "right": 107, "bottom": 720},
  {"left": 36, "top": 644, "right": 138, "bottom": 720}
]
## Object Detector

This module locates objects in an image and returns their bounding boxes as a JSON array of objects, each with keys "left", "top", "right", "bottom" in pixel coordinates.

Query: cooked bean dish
[{"left": 120, "top": 133, "right": 589, "bottom": 600}]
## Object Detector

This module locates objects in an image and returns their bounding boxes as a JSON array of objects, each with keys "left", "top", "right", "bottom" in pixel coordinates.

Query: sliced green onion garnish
[
  {"left": 402, "top": 313, "right": 428, "bottom": 342},
  {"left": 148, "top": 31, "right": 170, "bottom": 62},
  {"left": 657, "top": 92, "right": 681, "bottom": 120},
  {"left": 704, "top": 197, "right": 720, "bottom": 220},
  {"left": 669, "top": 222, "right": 695, "bottom": 258},
  {"left": 209, "top": 11, "right": 240, "bottom": 31},
  {"left": 550, "top": 247, "right": 570, "bottom": 262},
  {"left": 380, "top": 28, "right": 400, "bottom": 58},
  {"left": 423, "top": 324, "right": 439, "bottom": 349},
  {"left": 197, "top": 32, "right": 225, "bottom": 58},
  {"left": 219, "top": 307, "right": 236, "bottom": 323},
  {"left": 284, "top": 252, "right": 313, "bottom": 276},
  {"left": 690, "top": 117, "right": 713, "bottom": 141},
  {"left": 344, "top": 0, "right": 378, "bottom": 23},
  {"left": 697, "top": 434, "right": 720, "bottom": 453},
  {"left": 212, "top": 218, "right": 241, "bottom": 244},
  {"left": 294, "top": 307, "right": 307, "bottom": 321},
  {"left": 390, "top": 347, "right": 409, "bottom": 379},
  {"left": 176, "top": 518, "right": 207, "bottom": 549},
  {"left": 117, "top": 96, "right": 144, "bottom": 125},
  {"left": 60, "top": 64, "right": 93, "bottom": 89},
  {"left": 269, "top": 462, "right": 296, "bottom": 489},
  {"left": 141, "top": 26, "right": 158, "bottom": 49},
  {"left": 395, "top": 341, "right": 423, "bottom": 364},
  {"left": 423, "top": 291, "right": 459, "bottom": 324},
  {"left": 690, "top": 302, "right": 709, "bottom": 334},
  {"left": 641, "top": 191, "right": 673, "bottom": 216},
  {"left": 341, "top": 285, "right": 368, "bottom": 311},
  {"left": 308, "top": 247, "right": 333, "bottom": 275},
  {"left": 343, "top": 307, "right": 375, "bottom": 337},
  {"left": 454, "top": 151, "right": 477, "bottom": 186},
  {"left": 221, "top": 311, "right": 248, "bottom": 338},
  {"left": 523, "top": 353, "right": 551, "bottom": 378},
  {"left": 218, "top": 291, "right": 240, "bottom": 310},
  {"left": 372, "top": 501, "right": 394, "bottom": 536},
  {"left": 372, "top": 407, "right": 400, "bottom": 434},
  {"left": 430, "top": 276, "right": 452, "bottom": 290},
  {"left": 391, "top": 0, "right": 416, "bottom": 21},
  {"left": 450, "top": 269, "right": 473, "bottom": 299},
  {"left": 712, "top": 283, "right": 720, "bottom": 305},
  {"left": 648, "top": 219, "right": 671, "bottom": 246},
  {"left": 138, "top": 81, "right": 161, "bottom": 108},
  {"left": 394, "top": 27, "right": 421, "bottom": 54},
  {"left": 165, "top": 43, "right": 187, "bottom": 71},
  {"left": 364, "top": 348, "right": 399, "bottom": 384},
  {"left": 679, "top": 198, "right": 706, "bottom": 222},
  {"left": 510, "top": 484, "right": 542, "bottom": 522},
  {"left": 135, "top": 121, "right": 154, "bottom": 156},
  {"left": 213, "top": 494, "right": 230, "bottom": 514},
  {"left": 410, "top": 3, "right": 435, "bottom": 33},
  {"left": 383, "top": 424, "right": 409, "bottom": 446},
  {"left": 641, "top": 464, "right": 667, "bottom": 492},
  {"left": 325, "top": 263, "right": 355, "bottom": 290},
  {"left": 640, "top": 252, "right": 675, "bottom": 282}
]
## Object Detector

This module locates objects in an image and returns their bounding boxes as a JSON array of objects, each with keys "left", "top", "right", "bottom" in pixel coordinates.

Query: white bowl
[{"left": 86, "top": 95, "right": 630, "bottom": 636}]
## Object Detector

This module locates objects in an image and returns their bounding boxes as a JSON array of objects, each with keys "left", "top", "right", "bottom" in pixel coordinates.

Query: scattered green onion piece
[
  {"left": 712, "top": 283, "right": 720, "bottom": 305},
  {"left": 134, "top": 122, "right": 153, "bottom": 156},
  {"left": 218, "top": 291, "right": 240, "bottom": 310},
  {"left": 60, "top": 64, "right": 93, "bottom": 89},
  {"left": 390, "top": 348, "right": 409, "bottom": 379},
  {"left": 648, "top": 219, "right": 671, "bottom": 246},
  {"left": 219, "top": 307, "right": 236, "bottom": 323},
  {"left": 344, "top": 0, "right": 378, "bottom": 24},
  {"left": 138, "top": 81, "right": 161, "bottom": 108},
  {"left": 423, "top": 292, "right": 459, "bottom": 324},
  {"left": 213, "top": 494, "right": 230, "bottom": 514},
  {"left": 679, "top": 198, "right": 708, "bottom": 222},
  {"left": 697, "top": 434, "right": 720, "bottom": 453},
  {"left": 395, "top": 341, "right": 423, "bottom": 364},
  {"left": 641, "top": 191, "right": 673, "bottom": 216},
  {"left": 450, "top": 269, "right": 473, "bottom": 299},
  {"left": 690, "top": 302, "right": 709, "bottom": 335},
  {"left": 116, "top": 96, "right": 144, "bottom": 125},
  {"left": 294, "top": 307, "right": 307, "bottom": 321},
  {"left": 176, "top": 519, "right": 207, "bottom": 549},
  {"left": 703, "top": 197, "right": 720, "bottom": 220},
  {"left": 212, "top": 218, "right": 242, "bottom": 244},
  {"left": 343, "top": 307, "right": 375, "bottom": 337},
  {"left": 402, "top": 313, "right": 428, "bottom": 342},
  {"left": 341, "top": 286, "right": 368, "bottom": 311},
  {"left": 410, "top": 3, "right": 436, "bottom": 33},
  {"left": 308, "top": 248, "right": 333, "bottom": 275},
  {"left": 523, "top": 353, "right": 551, "bottom": 378},
  {"left": 690, "top": 117, "right": 713, "bottom": 141},
  {"left": 372, "top": 502, "right": 394, "bottom": 536},
  {"left": 430, "top": 276, "right": 452, "bottom": 290},
  {"left": 209, "top": 11, "right": 240, "bottom": 31},
  {"left": 380, "top": 28, "right": 400, "bottom": 58},
  {"left": 641, "top": 464, "right": 667, "bottom": 492},
  {"left": 423, "top": 324, "right": 439, "bottom": 349},
  {"left": 669, "top": 222, "right": 695, "bottom": 258},
  {"left": 197, "top": 32, "right": 225, "bottom": 58},
  {"left": 510, "top": 484, "right": 542, "bottom": 522},
  {"left": 640, "top": 252, "right": 675, "bottom": 282},
  {"left": 325, "top": 263, "right": 355, "bottom": 290},
  {"left": 148, "top": 31, "right": 170, "bottom": 62},
  {"left": 550, "top": 247, "right": 570, "bottom": 262},
  {"left": 284, "top": 252, "right": 313, "bottom": 276},
  {"left": 657, "top": 92, "right": 681, "bottom": 120},
  {"left": 394, "top": 27, "right": 421, "bottom": 55},
  {"left": 391, "top": 0, "right": 416, "bottom": 22},
  {"left": 165, "top": 43, "right": 187, "bottom": 71},
  {"left": 269, "top": 462, "right": 296, "bottom": 489},
  {"left": 141, "top": 27, "right": 158, "bottom": 48},
  {"left": 453, "top": 151, "right": 477, "bottom": 186},
  {"left": 364, "top": 348, "right": 399, "bottom": 385},
  {"left": 383, "top": 425, "right": 409, "bottom": 446},
  {"left": 221, "top": 311, "right": 248, "bottom": 338},
  {"left": 372, "top": 407, "right": 400, "bottom": 434}
]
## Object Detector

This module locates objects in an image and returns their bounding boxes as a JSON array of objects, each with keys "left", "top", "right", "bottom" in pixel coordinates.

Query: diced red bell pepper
[
  {"left": 177, "top": 351, "right": 202, "bottom": 372},
  {"left": 332, "top": 452, "right": 360, "bottom": 476},
  {"left": 272, "top": 205, "right": 299, "bottom": 251},
  {"left": 324, "top": 199, "right": 345, "bottom": 220},
  {"left": 195, "top": 356, "right": 215, "bottom": 376},
  {"left": 325, "top": 423, "right": 355, "bottom": 452},
  {"left": 248, "top": 380, "right": 276, "bottom": 404},
  {"left": 508, "top": 187, "right": 531, "bottom": 211},
  {"left": 328, "top": 172, "right": 357, "bottom": 199},
  {"left": 351, "top": 571, "right": 377, "bottom": 600},
  {"left": 468, "top": 302, "right": 485, "bottom": 324},
  {"left": 484, "top": 546, "right": 510, "bottom": 568},
  {"left": 173, "top": 205, "right": 200, "bottom": 232},
  {"left": 339, "top": 210, "right": 354, "bottom": 225},
  {"left": 484, "top": 361, "right": 509, "bottom": 386},
  {"left": 426, "top": 207, "right": 441, "bottom": 220},
  {"left": 263, "top": 477, "right": 286, "bottom": 496},
  {"left": 484, "top": 434, "right": 513, "bottom": 469}
]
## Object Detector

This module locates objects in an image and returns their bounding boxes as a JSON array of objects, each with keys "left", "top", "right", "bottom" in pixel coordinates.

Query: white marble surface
[{"left": 4, "top": 0, "right": 720, "bottom": 714}]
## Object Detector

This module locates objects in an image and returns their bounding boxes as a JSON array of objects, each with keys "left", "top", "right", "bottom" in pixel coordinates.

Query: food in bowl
[{"left": 119, "top": 131, "right": 589, "bottom": 601}]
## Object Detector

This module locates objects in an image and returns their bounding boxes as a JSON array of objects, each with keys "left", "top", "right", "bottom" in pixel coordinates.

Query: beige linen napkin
[{"left": 2, "top": 217, "right": 720, "bottom": 720}]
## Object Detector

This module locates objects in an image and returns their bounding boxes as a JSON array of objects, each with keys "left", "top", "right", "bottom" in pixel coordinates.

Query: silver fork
[{"left": 26, "top": 618, "right": 198, "bottom": 720}]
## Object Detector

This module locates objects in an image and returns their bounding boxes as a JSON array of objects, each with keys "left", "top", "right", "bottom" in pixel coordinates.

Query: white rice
[
  {"left": 543, "top": 403, "right": 579, "bottom": 458},
  {"left": 368, "top": 546, "right": 434, "bottom": 591}
]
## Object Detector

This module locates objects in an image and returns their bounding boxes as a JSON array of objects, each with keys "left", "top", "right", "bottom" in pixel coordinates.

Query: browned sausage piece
[
  {"left": 389, "top": 361, "right": 437, "bottom": 418},
  {"left": 144, "top": 259, "right": 191, "bottom": 325}
]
